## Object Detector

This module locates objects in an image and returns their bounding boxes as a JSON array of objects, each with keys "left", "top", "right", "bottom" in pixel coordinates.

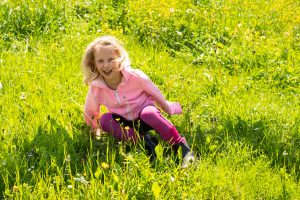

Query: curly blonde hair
[{"left": 81, "top": 36, "right": 130, "bottom": 84}]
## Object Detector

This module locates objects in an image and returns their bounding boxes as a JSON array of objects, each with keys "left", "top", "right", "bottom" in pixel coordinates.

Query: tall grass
[{"left": 0, "top": 0, "right": 299, "bottom": 199}]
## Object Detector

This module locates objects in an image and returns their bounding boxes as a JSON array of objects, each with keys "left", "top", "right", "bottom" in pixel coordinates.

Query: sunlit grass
[{"left": 0, "top": 0, "right": 300, "bottom": 199}]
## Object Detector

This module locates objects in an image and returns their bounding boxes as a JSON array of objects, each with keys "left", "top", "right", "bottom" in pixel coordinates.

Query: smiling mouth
[{"left": 103, "top": 69, "right": 112, "bottom": 76}]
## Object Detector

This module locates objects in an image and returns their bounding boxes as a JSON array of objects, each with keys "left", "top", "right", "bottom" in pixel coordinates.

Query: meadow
[{"left": 0, "top": 0, "right": 299, "bottom": 199}]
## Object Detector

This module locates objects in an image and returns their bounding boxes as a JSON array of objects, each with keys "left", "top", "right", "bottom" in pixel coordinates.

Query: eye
[
  {"left": 97, "top": 60, "right": 104, "bottom": 63},
  {"left": 108, "top": 58, "right": 114, "bottom": 62}
]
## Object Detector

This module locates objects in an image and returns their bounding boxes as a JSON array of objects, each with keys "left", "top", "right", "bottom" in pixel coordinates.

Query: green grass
[{"left": 1, "top": 0, "right": 300, "bottom": 199}]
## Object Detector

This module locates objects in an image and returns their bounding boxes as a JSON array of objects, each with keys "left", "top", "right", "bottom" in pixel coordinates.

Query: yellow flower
[
  {"left": 13, "top": 185, "right": 19, "bottom": 192},
  {"left": 101, "top": 162, "right": 109, "bottom": 169}
]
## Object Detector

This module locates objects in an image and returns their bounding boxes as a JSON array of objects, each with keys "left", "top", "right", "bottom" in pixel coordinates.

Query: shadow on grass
[
  {"left": 185, "top": 115, "right": 300, "bottom": 180},
  {"left": 0, "top": 117, "right": 111, "bottom": 198},
  {"left": 0, "top": 115, "right": 161, "bottom": 199}
]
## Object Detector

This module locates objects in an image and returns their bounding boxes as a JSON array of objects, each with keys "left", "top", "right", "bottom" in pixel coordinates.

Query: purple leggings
[{"left": 99, "top": 105, "right": 184, "bottom": 145}]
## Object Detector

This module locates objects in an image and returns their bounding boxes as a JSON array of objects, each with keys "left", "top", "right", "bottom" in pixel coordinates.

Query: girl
[{"left": 81, "top": 36, "right": 194, "bottom": 168}]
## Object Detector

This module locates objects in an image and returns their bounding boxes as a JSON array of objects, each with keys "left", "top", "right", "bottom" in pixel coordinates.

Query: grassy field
[{"left": 0, "top": 0, "right": 300, "bottom": 199}]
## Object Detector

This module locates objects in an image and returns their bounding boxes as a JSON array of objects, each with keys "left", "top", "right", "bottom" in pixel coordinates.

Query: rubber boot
[
  {"left": 144, "top": 134, "right": 158, "bottom": 162},
  {"left": 174, "top": 138, "right": 195, "bottom": 168}
]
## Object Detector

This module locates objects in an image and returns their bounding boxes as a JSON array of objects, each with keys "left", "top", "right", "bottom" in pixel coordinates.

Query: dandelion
[
  {"left": 20, "top": 92, "right": 27, "bottom": 100},
  {"left": 152, "top": 182, "right": 161, "bottom": 199},
  {"left": 13, "top": 185, "right": 19, "bottom": 192},
  {"left": 170, "top": 175, "right": 175, "bottom": 182},
  {"left": 74, "top": 174, "right": 89, "bottom": 185},
  {"left": 186, "top": 8, "right": 192, "bottom": 14},
  {"left": 65, "top": 154, "right": 71, "bottom": 162},
  {"left": 283, "top": 151, "right": 288, "bottom": 156},
  {"left": 203, "top": 72, "right": 212, "bottom": 81},
  {"left": 28, "top": 165, "right": 35, "bottom": 172},
  {"left": 169, "top": 8, "right": 174, "bottom": 13},
  {"left": 101, "top": 162, "right": 109, "bottom": 169},
  {"left": 0, "top": 82, "right": 3, "bottom": 90},
  {"left": 124, "top": 126, "right": 130, "bottom": 130},
  {"left": 176, "top": 31, "right": 182, "bottom": 36}
]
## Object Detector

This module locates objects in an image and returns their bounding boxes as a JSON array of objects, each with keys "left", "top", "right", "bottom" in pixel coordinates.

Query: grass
[{"left": 0, "top": 0, "right": 300, "bottom": 199}]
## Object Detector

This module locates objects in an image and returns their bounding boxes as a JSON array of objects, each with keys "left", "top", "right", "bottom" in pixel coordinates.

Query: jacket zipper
[
  {"left": 114, "top": 89, "right": 132, "bottom": 119},
  {"left": 114, "top": 89, "right": 122, "bottom": 105}
]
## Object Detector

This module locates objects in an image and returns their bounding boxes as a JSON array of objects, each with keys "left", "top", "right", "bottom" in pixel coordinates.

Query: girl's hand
[
  {"left": 167, "top": 101, "right": 182, "bottom": 115},
  {"left": 90, "top": 128, "right": 105, "bottom": 140}
]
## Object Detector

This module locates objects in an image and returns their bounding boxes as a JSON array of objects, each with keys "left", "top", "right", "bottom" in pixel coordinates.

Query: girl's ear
[{"left": 114, "top": 48, "right": 121, "bottom": 57}]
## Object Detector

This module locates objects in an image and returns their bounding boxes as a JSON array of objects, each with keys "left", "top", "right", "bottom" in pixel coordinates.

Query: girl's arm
[
  {"left": 137, "top": 70, "right": 182, "bottom": 115},
  {"left": 84, "top": 87, "right": 101, "bottom": 129}
]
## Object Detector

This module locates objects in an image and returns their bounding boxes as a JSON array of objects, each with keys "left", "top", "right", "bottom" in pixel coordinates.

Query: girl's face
[{"left": 94, "top": 45, "right": 122, "bottom": 81}]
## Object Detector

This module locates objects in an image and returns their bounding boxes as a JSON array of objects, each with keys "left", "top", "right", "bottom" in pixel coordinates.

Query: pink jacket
[{"left": 84, "top": 67, "right": 182, "bottom": 128}]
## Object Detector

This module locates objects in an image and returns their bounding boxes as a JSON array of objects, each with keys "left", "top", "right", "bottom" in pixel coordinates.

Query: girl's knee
[
  {"left": 140, "top": 106, "right": 174, "bottom": 128},
  {"left": 140, "top": 106, "right": 159, "bottom": 121},
  {"left": 99, "top": 113, "right": 114, "bottom": 130}
]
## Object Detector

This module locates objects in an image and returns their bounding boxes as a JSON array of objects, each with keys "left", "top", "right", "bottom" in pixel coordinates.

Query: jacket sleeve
[
  {"left": 84, "top": 87, "right": 101, "bottom": 129},
  {"left": 137, "top": 70, "right": 182, "bottom": 115}
]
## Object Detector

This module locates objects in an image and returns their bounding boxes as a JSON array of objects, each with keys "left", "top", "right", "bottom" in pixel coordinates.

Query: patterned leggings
[{"left": 99, "top": 105, "right": 184, "bottom": 145}]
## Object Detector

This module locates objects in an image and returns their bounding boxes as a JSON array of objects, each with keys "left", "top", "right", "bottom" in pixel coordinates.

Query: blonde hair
[{"left": 81, "top": 36, "right": 130, "bottom": 84}]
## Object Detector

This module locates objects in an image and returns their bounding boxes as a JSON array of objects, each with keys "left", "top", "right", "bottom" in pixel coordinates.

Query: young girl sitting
[{"left": 81, "top": 35, "right": 194, "bottom": 168}]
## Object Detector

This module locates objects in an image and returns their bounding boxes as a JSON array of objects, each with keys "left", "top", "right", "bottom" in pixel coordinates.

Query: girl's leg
[
  {"left": 99, "top": 113, "right": 140, "bottom": 142},
  {"left": 139, "top": 105, "right": 184, "bottom": 145},
  {"left": 140, "top": 106, "right": 195, "bottom": 167},
  {"left": 99, "top": 113, "right": 157, "bottom": 161}
]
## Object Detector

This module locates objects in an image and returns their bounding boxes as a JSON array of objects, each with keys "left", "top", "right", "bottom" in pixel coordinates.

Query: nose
[{"left": 103, "top": 61, "right": 111, "bottom": 68}]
